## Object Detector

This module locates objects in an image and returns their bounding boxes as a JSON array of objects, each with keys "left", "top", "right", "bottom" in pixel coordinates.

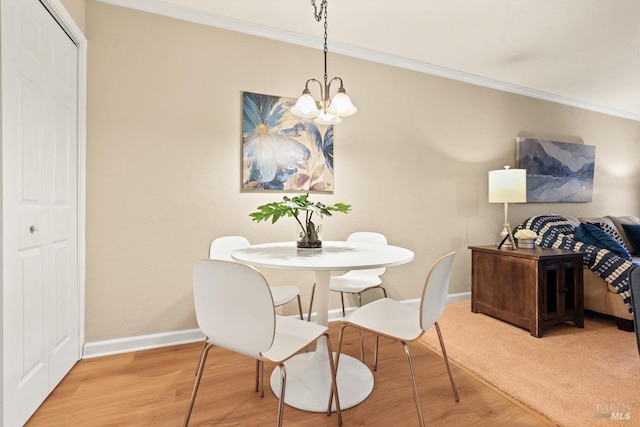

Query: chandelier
[{"left": 290, "top": 0, "right": 357, "bottom": 125}]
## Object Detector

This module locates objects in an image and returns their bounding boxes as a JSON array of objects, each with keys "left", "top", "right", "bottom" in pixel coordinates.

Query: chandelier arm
[
  {"left": 303, "top": 78, "right": 322, "bottom": 91},
  {"left": 326, "top": 77, "right": 343, "bottom": 96},
  {"left": 306, "top": 78, "right": 325, "bottom": 100}
]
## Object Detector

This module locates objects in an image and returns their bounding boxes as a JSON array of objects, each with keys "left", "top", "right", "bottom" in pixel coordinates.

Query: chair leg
[
  {"left": 323, "top": 333, "right": 342, "bottom": 426},
  {"left": 356, "top": 287, "right": 386, "bottom": 364},
  {"left": 357, "top": 293, "right": 364, "bottom": 362},
  {"left": 402, "top": 342, "right": 425, "bottom": 427},
  {"left": 330, "top": 323, "right": 349, "bottom": 409},
  {"left": 255, "top": 360, "right": 260, "bottom": 392},
  {"left": 373, "top": 334, "right": 380, "bottom": 372},
  {"left": 276, "top": 362, "right": 287, "bottom": 427},
  {"left": 380, "top": 286, "right": 387, "bottom": 298},
  {"left": 340, "top": 292, "right": 346, "bottom": 317},
  {"left": 184, "top": 343, "right": 214, "bottom": 427},
  {"left": 254, "top": 360, "right": 264, "bottom": 397},
  {"left": 296, "top": 295, "right": 304, "bottom": 320},
  {"left": 195, "top": 341, "right": 208, "bottom": 375},
  {"left": 359, "top": 285, "right": 387, "bottom": 304},
  {"left": 435, "top": 321, "right": 460, "bottom": 402},
  {"left": 307, "top": 283, "right": 316, "bottom": 322},
  {"left": 335, "top": 324, "right": 349, "bottom": 371}
]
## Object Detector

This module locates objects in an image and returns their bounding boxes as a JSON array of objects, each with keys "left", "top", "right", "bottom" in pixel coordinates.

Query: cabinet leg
[
  {"left": 615, "top": 317, "right": 635, "bottom": 332},
  {"left": 531, "top": 324, "right": 543, "bottom": 338}
]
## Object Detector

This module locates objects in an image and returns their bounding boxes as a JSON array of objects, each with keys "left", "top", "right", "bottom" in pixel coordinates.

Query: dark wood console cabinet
[{"left": 469, "top": 245, "right": 584, "bottom": 337}]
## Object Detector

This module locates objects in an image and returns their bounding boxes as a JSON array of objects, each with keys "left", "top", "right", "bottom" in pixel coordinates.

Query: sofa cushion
[
  {"left": 585, "top": 220, "right": 630, "bottom": 253},
  {"left": 621, "top": 223, "right": 640, "bottom": 255},
  {"left": 580, "top": 216, "right": 617, "bottom": 231},
  {"left": 574, "top": 223, "right": 632, "bottom": 261},
  {"left": 608, "top": 216, "right": 640, "bottom": 255},
  {"left": 563, "top": 215, "right": 581, "bottom": 228}
]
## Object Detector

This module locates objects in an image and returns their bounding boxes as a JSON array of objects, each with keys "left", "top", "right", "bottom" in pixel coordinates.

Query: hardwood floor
[{"left": 26, "top": 323, "right": 555, "bottom": 426}]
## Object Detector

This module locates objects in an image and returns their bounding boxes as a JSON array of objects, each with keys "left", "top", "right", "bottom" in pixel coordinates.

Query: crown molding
[{"left": 97, "top": 0, "right": 640, "bottom": 122}]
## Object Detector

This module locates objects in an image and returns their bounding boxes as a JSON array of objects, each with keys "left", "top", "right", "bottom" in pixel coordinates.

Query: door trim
[{"left": 39, "top": 0, "right": 87, "bottom": 358}]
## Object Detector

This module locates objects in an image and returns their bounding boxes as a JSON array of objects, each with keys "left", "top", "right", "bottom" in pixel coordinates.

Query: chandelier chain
[
  {"left": 310, "top": 0, "right": 326, "bottom": 22},
  {"left": 323, "top": 2, "right": 328, "bottom": 55},
  {"left": 323, "top": 1, "right": 328, "bottom": 83},
  {"left": 311, "top": 0, "right": 329, "bottom": 84}
]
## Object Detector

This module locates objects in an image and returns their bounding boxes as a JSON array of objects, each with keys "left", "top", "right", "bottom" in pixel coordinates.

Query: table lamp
[{"left": 488, "top": 166, "right": 527, "bottom": 249}]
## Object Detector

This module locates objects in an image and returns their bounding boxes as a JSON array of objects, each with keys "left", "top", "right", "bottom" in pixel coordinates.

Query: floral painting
[
  {"left": 516, "top": 137, "right": 595, "bottom": 202},
  {"left": 242, "top": 91, "right": 334, "bottom": 191}
]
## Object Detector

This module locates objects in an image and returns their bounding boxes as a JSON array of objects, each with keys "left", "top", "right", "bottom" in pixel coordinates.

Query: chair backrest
[
  {"left": 419, "top": 251, "right": 456, "bottom": 331},
  {"left": 209, "top": 236, "right": 251, "bottom": 260},
  {"left": 343, "top": 232, "right": 388, "bottom": 280},
  {"left": 193, "top": 259, "right": 275, "bottom": 359}
]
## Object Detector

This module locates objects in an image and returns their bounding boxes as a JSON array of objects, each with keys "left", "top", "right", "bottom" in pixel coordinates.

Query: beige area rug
[{"left": 421, "top": 301, "right": 640, "bottom": 427}]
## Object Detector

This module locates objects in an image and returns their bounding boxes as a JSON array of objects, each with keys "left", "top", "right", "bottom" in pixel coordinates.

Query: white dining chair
[
  {"left": 334, "top": 251, "right": 459, "bottom": 427},
  {"left": 184, "top": 259, "right": 342, "bottom": 426},
  {"left": 307, "top": 232, "right": 388, "bottom": 361},
  {"left": 308, "top": 231, "right": 388, "bottom": 319},
  {"left": 209, "top": 236, "right": 304, "bottom": 320}
]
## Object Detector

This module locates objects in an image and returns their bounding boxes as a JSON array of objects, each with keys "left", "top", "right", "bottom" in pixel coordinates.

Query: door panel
[
  {"left": 47, "top": 6, "right": 78, "bottom": 388},
  {"left": 21, "top": 248, "right": 45, "bottom": 380}
]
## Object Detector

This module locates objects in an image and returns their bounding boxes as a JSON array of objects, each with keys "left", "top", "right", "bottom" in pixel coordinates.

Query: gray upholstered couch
[{"left": 563, "top": 215, "right": 639, "bottom": 330}]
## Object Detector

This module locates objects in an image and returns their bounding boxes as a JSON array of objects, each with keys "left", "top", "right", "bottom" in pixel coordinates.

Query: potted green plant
[{"left": 250, "top": 194, "right": 351, "bottom": 250}]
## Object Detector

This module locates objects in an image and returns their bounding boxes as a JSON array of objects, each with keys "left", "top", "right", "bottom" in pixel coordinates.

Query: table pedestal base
[{"left": 269, "top": 351, "right": 374, "bottom": 412}]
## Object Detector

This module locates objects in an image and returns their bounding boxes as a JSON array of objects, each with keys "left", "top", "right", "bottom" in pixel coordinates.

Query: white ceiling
[{"left": 101, "top": 0, "right": 640, "bottom": 120}]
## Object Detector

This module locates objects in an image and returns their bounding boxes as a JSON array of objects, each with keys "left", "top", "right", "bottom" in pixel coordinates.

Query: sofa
[
  {"left": 566, "top": 215, "right": 640, "bottom": 330},
  {"left": 517, "top": 215, "right": 640, "bottom": 331}
]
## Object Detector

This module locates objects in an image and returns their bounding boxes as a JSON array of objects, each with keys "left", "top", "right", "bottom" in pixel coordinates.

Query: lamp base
[
  {"left": 500, "top": 227, "right": 512, "bottom": 248},
  {"left": 497, "top": 223, "right": 517, "bottom": 250}
]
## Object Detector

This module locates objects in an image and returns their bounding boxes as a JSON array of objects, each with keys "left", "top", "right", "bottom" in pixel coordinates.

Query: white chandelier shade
[{"left": 290, "top": 92, "right": 319, "bottom": 119}]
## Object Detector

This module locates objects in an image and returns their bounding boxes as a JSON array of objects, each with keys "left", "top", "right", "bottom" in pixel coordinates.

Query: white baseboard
[
  {"left": 82, "top": 328, "right": 206, "bottom": 359},
  {"left": 446, "top": 291, "right": 472, "bottom": 303},
  {"left": 82, "top": 292, "right": 471, "bottom": 359},
  {"left": 400, "top": 291, "right": 471, "bottom": 310}
]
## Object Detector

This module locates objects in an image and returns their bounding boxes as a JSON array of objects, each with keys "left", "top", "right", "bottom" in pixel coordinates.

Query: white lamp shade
[
  {"left": 326, "top": 92, "right": 357, "bottom": 117},
  {"left": 290, "top": 93, "right": 320, "bottom": 118},
  {"left": 314, "top": 110, "right": 342, "bottom": 125},
  {"left": 488, "top": 168, "right": 527, "bottom": 203}
]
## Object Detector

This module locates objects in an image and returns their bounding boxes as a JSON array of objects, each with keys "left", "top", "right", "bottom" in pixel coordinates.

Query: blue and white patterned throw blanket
[{"left": 515, "top": 215, "right": 634, "bottom": 314}]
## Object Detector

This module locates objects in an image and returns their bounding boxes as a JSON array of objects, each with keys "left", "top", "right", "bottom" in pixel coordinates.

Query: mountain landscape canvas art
[{"left": 516, "top": 138, "right": 595, "bottom": 202}]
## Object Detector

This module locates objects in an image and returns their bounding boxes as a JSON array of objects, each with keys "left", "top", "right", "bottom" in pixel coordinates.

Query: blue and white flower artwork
[{"left": 242, "top": 91, "right": 334, "bottom": 192}]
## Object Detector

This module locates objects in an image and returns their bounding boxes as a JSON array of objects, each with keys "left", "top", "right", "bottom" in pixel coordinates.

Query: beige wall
[
  {"left": 85, "top": 1, "right": 640, "bottom": 341},
  {"left": 61, "top": 0, "right": 85, "bottom": 32}
]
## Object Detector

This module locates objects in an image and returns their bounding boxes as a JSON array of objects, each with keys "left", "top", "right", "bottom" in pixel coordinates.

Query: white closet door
[{"left": 2, "top": 0, "right": 79, "bottom": 425}]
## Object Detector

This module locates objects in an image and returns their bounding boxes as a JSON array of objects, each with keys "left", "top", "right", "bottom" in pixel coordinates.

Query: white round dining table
[{"left": 231, "top": 240, "right": 415, "bottom": 412}]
